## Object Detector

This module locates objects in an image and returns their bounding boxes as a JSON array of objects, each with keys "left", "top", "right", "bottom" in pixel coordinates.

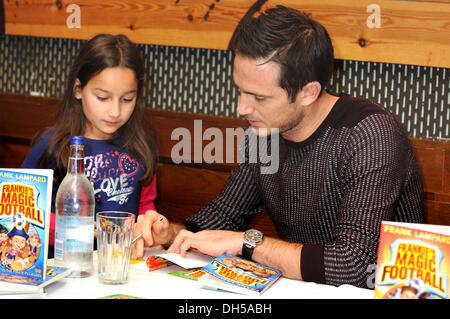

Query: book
[
  {"left": 0, "top": 265, "right": 71, "bottom": 293},
  {"left": 0, "top": 168, "right": 59, "bottom": 291},
  {"left": 129, "top": 248, "right": 175, "bottom": 272},
  {"left": 168, "top": 268, "right": 205, "bottom": 281},
  {"left": 198, "top": 254, "right": 282, "bottom": 295},
  {"left": 375, "top": 221, "right": 450, "bottom": 299},
  {"left": 130, "top": 255, "right": 174, "bottom": 272},
  {"left": 98, "top": 294, "right": 144, "bottom": 299}
]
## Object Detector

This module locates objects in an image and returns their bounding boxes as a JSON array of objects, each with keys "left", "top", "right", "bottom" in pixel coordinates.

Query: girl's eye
[
  {"left": 122, "top": 98, "right": 134, "bottom": 103},
  {"left": 96, "top": 96, "right": 108, "bottom": 101}
]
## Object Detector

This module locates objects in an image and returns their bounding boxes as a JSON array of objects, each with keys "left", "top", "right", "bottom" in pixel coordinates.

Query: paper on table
[{"left": 157, "top": 251, "right": 213, "bottom": 269}]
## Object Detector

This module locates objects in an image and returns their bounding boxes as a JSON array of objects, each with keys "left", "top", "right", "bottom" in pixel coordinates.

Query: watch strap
[{"left": 242, "top": 243, "right": 254, "bottom": 260}]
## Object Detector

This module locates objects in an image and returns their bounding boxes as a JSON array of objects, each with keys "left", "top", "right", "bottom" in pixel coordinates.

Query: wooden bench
[{"left": 1, "top": 92, "right": 449, "bottom": 235}]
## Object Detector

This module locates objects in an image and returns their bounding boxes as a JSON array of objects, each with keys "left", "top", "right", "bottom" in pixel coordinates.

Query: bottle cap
[{"left": 70, "top": 136, "right": 84, "bottom": 145}]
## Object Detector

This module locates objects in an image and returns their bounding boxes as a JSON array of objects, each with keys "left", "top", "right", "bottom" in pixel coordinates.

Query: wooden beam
[{"left": 3, "top": 0, "right": 450, "bottom": 68}]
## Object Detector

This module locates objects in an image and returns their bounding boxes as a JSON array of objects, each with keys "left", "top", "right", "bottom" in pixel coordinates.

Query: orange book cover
[{"left": 375, "top": 221, "right": 450, "bottom": 299}]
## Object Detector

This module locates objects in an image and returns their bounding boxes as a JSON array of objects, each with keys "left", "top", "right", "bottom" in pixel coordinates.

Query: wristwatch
[{"left": 242, "top": 229, "right": 264, "bottom": 260}]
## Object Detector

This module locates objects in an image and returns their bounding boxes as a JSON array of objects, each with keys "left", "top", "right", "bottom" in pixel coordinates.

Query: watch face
[{"left": 245, "top": 229, "right": 263, "bottom": 243}]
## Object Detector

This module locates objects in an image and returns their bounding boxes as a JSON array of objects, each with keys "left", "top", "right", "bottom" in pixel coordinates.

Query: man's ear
[
  {"left": 73, "top": 78, "right": 82, "bottom": 100},
  {"left": 297, "top": 81, "right": 322, "bottom": 106}
]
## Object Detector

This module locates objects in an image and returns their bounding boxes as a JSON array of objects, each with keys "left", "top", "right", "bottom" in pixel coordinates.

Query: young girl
[{"left": 21, "top": 34, "right": 158, "bottom": 257}]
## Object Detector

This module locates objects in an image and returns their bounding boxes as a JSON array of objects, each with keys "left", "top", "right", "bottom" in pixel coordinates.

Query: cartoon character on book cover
[
  {"left": 0, "top": 170, "right": 51, "bottom": 281},
  {"left": 204, "top": 254, "right": 281, "bottom": 293},
  {"left": 375, "top": 223, "right": 449, "bottom": 299},
  {"left": 220, "top": 256, "right": 278, "bottom": 279}
]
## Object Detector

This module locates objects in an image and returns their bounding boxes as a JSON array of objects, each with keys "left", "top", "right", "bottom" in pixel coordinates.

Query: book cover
[
  {"left": 129, "top": 248, "right": 175, "bottom": 272},
  {"left": 98, "top": 294, "right": 144, "bottom": 299},
  {"left": 130, "top": 255, "right": 174, "bottom": 272},
  {"left": 201, "top": 254, "right": 282, "bottom": 295},
  {"left": 0, "top": 168, "right": 53, "bottom": 283},
  {"left": 169, "top": 268, "right": 205, "bottom": 281},
  {"left": 375, "top": 221, "right": 450, "bottom": 299},
  {"left": 0, "top": 265, "right": 71, "bottom": 293}
]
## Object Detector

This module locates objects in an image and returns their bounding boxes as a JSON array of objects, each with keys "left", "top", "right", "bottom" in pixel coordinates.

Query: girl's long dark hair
[{"left": 36, "top": 34, "right": 155, "bottom": 185}]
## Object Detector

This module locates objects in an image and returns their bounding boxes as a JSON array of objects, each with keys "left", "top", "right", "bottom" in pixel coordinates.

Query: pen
[{"left": 131, "top": 233, "right": 142, "bottom": 245}]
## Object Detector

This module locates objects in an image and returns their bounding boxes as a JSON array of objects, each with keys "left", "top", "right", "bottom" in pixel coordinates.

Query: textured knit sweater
[{"left": 184, "top": 94, "right": 425, "bottom": 288}]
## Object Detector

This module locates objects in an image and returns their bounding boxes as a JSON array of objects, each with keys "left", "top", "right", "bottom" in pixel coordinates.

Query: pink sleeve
[
  {"left": 138, "top": 174, "right": 157, "bottom": 215},
  {"left": 49, "top": 212, "right": 55, "bottom": 247}
]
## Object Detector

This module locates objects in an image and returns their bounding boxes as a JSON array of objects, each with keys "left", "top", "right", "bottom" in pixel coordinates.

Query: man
[{"left": 132, "top": 5, "right": 424, "bottom": 288}]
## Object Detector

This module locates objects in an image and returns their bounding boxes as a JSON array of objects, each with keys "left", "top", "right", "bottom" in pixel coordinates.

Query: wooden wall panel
[
  {"left": 0, "top": 92, "right": 59, "bottom": 140},
  {"left": 3, "top": 0, "right": 450, "bottom": 68},
  {"left": 0, "top": 140, "right": 30, "bottom": 168},
  {"left": 412, "top": 138, "right": 450, "bottom": 226},
  {"left": 146, "top": 108, "right": 246, "bottom": 170},
  {"left": 444, "top": 150, "right": 450, "bottom": 194},
  {"left": 155, "top": 163, "right": 279, "bottom": 237}
]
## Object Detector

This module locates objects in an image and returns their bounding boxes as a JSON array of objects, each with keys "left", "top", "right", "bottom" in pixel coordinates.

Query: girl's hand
[{"left": 131, "top": 210, "right": 175, "bottom": 259}]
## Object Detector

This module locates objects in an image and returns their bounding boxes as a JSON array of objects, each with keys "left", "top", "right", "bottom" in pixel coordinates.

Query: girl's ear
[{"left": 73, "top": 78, "right": 82, "bottom": 100}]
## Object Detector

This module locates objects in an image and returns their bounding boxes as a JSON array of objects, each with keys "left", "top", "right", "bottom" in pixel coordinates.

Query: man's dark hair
[{"left": 229, "top": 5, "right": 334, "bottom": 102}]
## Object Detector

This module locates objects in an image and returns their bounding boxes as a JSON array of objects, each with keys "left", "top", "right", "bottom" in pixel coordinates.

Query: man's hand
[
  {"left": 167, "top": 229, "right": 243, "bottom": 258},
  {"left": 169, "top": 228, "right": 304, "bottom": 281}
]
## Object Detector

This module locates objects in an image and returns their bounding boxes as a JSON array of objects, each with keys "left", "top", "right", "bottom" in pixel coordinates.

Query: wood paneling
[
  {"left": 444, "top": 150, "right": 450, "bottom": 194},
  {"left": 0, "top": 93, "right": 449, "bottom": 229},
  {"left": 155, "top": 162, "right": 279, "bottom": 236},
  {"left": 3, "top": 0, "right": 450, "bottom": 68},
  {"left": 414, "top": 145, "right": 444, "bottom": 193},
  {"left": 146, "top": 107, "right": 246, "bottom": 169},
  {"left": 412, "top": 138, "right": 450, "bottom": 195},
  {"left": 0, "top": 139, "right": 30, "bottom": 168},
  {"left": 0, "top": 93, "right": 60, "bottom": 140}
]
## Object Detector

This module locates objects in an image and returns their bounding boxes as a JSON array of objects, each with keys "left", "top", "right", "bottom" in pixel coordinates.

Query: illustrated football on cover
[
  {"left": 0, "top": 169, "right": 53, "bottom": 282},
  {"left": 201, "top": 254, "right": 282, "bottom": 295},
  {"left": 375, "top": 221, "right": 450, "bottom": 299}
]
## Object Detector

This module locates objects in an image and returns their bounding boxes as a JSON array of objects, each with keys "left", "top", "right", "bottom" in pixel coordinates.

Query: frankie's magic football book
[
  {"left": 199, "top": 254, "right": 282, "bottom": 295},
  {"left": 0, "top": 264, "right": 71, "bottom": 293},
  {"left": 0, "top": 168, "right": 54, "bottom": 287},
  {"left": 375, "top": 221, "right": 450, "bottom": 299}
]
